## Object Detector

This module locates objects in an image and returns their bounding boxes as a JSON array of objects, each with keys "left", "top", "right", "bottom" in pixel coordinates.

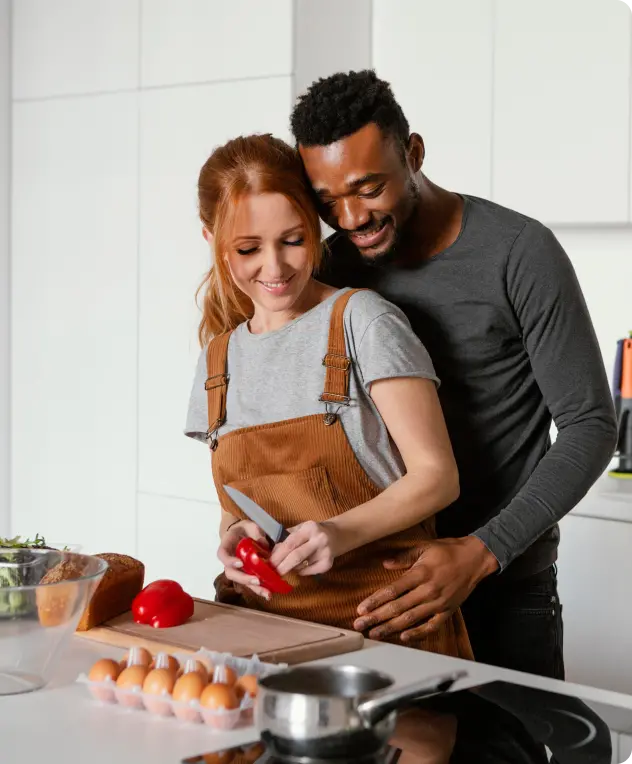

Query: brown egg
[
  {"left": 201, "top": 682, "right": 238, "bottom": 710},
  {"left": 173, "top": 672, "right": 205, "bottom": 702},
  {"left": 124, "top": 646, "right": 152, "bottom": 667},
  {"left": 202, "top": 753, "right": 234, "bottom": 764},
  {"left": 172, "top": 672, "right": 206, "bottom": 722},
  {"left": 88, "top": 658, "right": 121, "bottom": 683},
  {"left": 87, "top": 658, "right": 121, "bottom": 702},
  {"left": 151, "top": 652, "right": 179, "bottom": 677},
  {"left": 212, "top": 664, "right": 237, "bottom": 686},
  {"left": 178, "top": 658, "right": 209, "bottom": 684},
  {"left": 235, "top": 674, "right": 258, "bottom": 700},
  {"left": 143, "top": 668, "right": 175, "bottom": 716},
  {"left": 116, "top": 665, "right": 149, "bottom": 708},
  {"left": 143, "top": 668, "right": 175, "bottom": 695}
]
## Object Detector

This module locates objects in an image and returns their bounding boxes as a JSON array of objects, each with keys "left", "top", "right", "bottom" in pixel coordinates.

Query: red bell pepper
[
  {"left": 236, "top": 538, "right": 293, "bottom": 595},
  {"left": 132, "top": 579, "right": 195, "bottom": 628}
]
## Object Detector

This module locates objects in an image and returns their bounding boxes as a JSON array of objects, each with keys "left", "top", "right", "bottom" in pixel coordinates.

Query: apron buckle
[
  {"left": 206, "top": 419, "right": 224, "bottom": 451},
  {"left": 204, "top": 372, "right": 229, "bottom": 391},
  {"left": 323, "top": 412, "right": 337, "bottom": 426}
]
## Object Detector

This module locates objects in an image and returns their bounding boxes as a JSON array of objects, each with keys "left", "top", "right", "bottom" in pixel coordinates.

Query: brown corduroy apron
[{"left": 206, "top": 289, "right": 473, "bottom": 660}]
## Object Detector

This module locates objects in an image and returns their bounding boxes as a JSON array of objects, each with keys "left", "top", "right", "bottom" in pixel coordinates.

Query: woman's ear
[{"left": 202, "top": 226, "right": 214, "bottom": 244}]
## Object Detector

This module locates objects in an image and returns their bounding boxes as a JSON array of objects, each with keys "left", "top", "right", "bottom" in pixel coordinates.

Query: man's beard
[
  {"left": 354, "top": 184, "right": 419, "bottom": 269},
  {"left": 358, "top": 239, "right": 398, "bottom": 269}
]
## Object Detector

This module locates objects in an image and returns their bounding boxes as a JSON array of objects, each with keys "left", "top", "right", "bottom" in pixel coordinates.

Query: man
[{"left": 290, "top": 70, "right": 617, "bottom": 759}]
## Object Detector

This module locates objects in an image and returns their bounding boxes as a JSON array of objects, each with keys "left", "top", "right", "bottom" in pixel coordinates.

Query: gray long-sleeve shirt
[{"left": 322, "top": 195, "right": 618, "bottom": 578}]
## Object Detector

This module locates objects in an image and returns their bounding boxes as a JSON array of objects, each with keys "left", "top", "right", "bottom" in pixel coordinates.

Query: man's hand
[
  {"left": 353, "top": 536, "right": 499, "bottom": 642},
  {"left": 217, "top": 520, "right": 272, "bottom": 600}
]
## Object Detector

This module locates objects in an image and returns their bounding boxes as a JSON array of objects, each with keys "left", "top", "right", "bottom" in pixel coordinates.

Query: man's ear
[
  {"left": 202, "top": 226, "right": 214, "bottom": 244},
  {"left": 407, "top": 133, "right": 425, "bottom": 173}
]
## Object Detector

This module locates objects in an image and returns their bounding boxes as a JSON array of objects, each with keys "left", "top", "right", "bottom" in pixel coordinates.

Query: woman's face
[{"left": 224, "top": 192, "right": 313, "bottom": 322}]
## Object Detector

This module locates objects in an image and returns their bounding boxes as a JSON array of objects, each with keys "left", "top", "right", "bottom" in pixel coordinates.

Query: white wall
[
  {"left": 372, "top": 0, "right": 632, "bottom": 399},
  {"left": 9, "top": 0, "right": 293, "bottom": 596},
  {"left": 0, "top": 0, "right": 9, "bottom": 538}
]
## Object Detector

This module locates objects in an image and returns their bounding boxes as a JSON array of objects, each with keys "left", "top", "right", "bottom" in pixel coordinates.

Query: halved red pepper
[
  {"left": 132, "top": 579, "right": 195, "bottom": 628},
  {"left": 236, "top": 538, "right": 293, "bottom": 595}
]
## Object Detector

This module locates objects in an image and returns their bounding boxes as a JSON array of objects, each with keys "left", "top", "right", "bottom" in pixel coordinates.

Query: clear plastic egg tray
[{"left": 76, "top": 648, "right": 287, "bottom": 729}]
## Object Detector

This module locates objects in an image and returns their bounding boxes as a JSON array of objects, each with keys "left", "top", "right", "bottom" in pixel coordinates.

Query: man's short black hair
[{"left": 291, "top": 70, "right": 410, "bottom": 150}]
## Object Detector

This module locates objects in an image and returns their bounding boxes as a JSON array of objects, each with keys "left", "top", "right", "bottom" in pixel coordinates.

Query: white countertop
[
  {"left": 4, "top": 636, "right": 632, "bottom": 764},
  {"left": 570, "top": 475, "right": 632, "bottom": 523}
]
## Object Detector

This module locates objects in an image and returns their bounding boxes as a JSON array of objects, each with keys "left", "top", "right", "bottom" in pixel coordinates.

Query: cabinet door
[
  {"left": 493, "top": 0, "right": 631, "bottom": 224},
  {"left": 557, "top": 515, "right": 632, "bottom": 694},
  {"left": 373, "top": 0, "right": 493, "bottom": 198}
]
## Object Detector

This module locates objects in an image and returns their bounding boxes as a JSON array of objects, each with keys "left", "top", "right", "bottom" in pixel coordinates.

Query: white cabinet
[
  {"left": 493, "top": 0, "right": 631, "bottom": 224},
  {"left": 557, "top": 514, "right": 632, "bottom": 695},
  {"left": 140, "top": 0, "right": 292, "bottom": 88},
  {"left": 11, "top": 94, "right": 139, "bottom": 555},
  {"left": 12, "top": 0, "right": 139, "bottom": 99},
  {"left": 372, "top": 0, "right": 494, "bottom": 198}
]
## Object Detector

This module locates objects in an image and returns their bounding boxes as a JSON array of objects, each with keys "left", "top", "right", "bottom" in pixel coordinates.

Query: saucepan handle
[{"left": 357, "top": 670, "right": 467, "bottom": 727}]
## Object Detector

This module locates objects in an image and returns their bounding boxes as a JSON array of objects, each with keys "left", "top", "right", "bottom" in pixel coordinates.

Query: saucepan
[{"left": 256, "top": 664, "right": 467, "bottom": 758}]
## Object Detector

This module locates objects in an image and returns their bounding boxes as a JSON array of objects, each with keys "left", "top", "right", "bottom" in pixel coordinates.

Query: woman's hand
[
  {"left": 269, "top": 521, "right": 341, "bottom": 576},
  {"left": 217, "top": 520, "right": 272, "bottom": 600}
]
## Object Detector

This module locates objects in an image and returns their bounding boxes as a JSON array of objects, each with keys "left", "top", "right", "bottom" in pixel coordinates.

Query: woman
[{"left": 185, "top": 134, "right": 471, "bottom": 762}]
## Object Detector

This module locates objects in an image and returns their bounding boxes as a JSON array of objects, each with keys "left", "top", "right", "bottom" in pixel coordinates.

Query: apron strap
[
  {"left": 320, "top": 288, "right": 368, "bottom": 405},
  {"left": 205, "top": 331, "right": 232, "bottom": 442}
]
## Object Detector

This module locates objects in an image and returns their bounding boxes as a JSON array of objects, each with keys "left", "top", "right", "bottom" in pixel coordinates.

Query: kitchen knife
[{"left": 224, "top": 485, "right": 289, "bottom": 544}]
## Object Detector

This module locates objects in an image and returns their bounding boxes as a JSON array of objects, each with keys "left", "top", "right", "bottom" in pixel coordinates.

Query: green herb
[{"left": 0, "top": 533, "right": 51, "bottom": 550}]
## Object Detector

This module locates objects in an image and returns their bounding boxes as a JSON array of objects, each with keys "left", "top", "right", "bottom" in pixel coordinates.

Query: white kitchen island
[{"left": 3, "top": 635, "right": 632, "bottom": 764}]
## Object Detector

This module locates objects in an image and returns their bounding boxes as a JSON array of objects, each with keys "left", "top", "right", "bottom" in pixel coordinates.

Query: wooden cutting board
[{"left": 76, "top": 598, "right": 364, "bottom": 664}]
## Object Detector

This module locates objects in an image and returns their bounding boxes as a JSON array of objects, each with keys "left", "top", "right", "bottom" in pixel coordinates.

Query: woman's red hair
[{"left": 196, "top": 134, "right": 323, "bottom": 345}]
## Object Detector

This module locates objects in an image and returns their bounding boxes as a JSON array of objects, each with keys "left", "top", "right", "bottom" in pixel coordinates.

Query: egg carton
[{"left": 76, "top": 648, "right": 287, "bottom": 729}]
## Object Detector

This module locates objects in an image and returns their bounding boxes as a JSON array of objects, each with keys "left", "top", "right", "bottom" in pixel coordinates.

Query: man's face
[{"left": 298, "top": 123, "right": 419, "bottom": 264}]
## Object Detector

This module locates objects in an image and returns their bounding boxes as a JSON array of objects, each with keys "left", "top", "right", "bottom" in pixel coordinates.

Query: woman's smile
[{"left": 256, "top": 274, "right": 295, "bottom": 295}]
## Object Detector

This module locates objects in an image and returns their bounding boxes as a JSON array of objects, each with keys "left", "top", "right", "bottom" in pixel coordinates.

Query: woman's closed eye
[{"left": 236, "top": 237, "right": 303, "bottom": 255}]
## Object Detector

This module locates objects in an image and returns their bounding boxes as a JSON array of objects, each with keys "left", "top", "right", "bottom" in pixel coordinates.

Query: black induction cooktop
[{"left": 182, "top": 677, "right": 630, "bottom": 764}]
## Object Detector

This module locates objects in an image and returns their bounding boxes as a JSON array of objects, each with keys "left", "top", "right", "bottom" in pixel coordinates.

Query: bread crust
[{"left": 36, "top": 553, "right": 144, "bottom": 630}]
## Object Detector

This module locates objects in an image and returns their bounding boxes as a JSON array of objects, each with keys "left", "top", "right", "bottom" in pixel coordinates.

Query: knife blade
[{"left": 224, "top": 485, "right": 289, "bottom": 544}]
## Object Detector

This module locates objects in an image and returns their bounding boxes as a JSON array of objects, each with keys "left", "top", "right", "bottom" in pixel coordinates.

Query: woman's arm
[
  {"left": 219, "top": 507, "right": 239, "bottom": 537},
  {"left": 270, "top": 376, "right": 459, "bottom": 576}
]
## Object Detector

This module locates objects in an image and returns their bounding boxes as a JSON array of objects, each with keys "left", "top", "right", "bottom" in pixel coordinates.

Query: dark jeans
[{"left": 449, "top": 565, "right": 565, "bottom": 764}]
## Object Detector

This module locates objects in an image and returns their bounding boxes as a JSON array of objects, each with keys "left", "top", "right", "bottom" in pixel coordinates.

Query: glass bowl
[{"left": 0, "top": 548, "right": 108, "bottom": 695}]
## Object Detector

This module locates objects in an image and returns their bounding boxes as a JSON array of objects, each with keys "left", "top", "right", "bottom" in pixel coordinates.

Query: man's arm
[
  {"left": 352, "top": 222, "right": 617, "bottom": 642},
  {"left": 472, "top": 221, "right": 618, "bottom": 570}
]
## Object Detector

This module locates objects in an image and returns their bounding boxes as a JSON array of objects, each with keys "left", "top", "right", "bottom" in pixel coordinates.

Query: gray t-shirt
[
  {"left": 185, "top": 288, "right": 439, "bottom": 489},
  {"left": 321, "top": 196, "right": 618, "bottom": 576}
]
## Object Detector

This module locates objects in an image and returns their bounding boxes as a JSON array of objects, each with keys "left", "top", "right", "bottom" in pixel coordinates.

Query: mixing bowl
[{"left": 0, "top": 548, "right": 107, "bottom": 695}]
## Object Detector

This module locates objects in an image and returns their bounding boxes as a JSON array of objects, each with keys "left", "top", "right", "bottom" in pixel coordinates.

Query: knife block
[{"left": 610, "top": 336, "right": 632, "bottom": 478}]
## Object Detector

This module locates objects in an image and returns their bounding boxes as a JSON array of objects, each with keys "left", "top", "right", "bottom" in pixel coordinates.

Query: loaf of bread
[
  {"left": 37, "top": 558, "right": 83, "bottom": 627},
  {"left": 37, "top": 552, "right": 144, "bottom": 630},
  {"left": 76, "top": 553, "right": 144, "bottom": 631}
]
